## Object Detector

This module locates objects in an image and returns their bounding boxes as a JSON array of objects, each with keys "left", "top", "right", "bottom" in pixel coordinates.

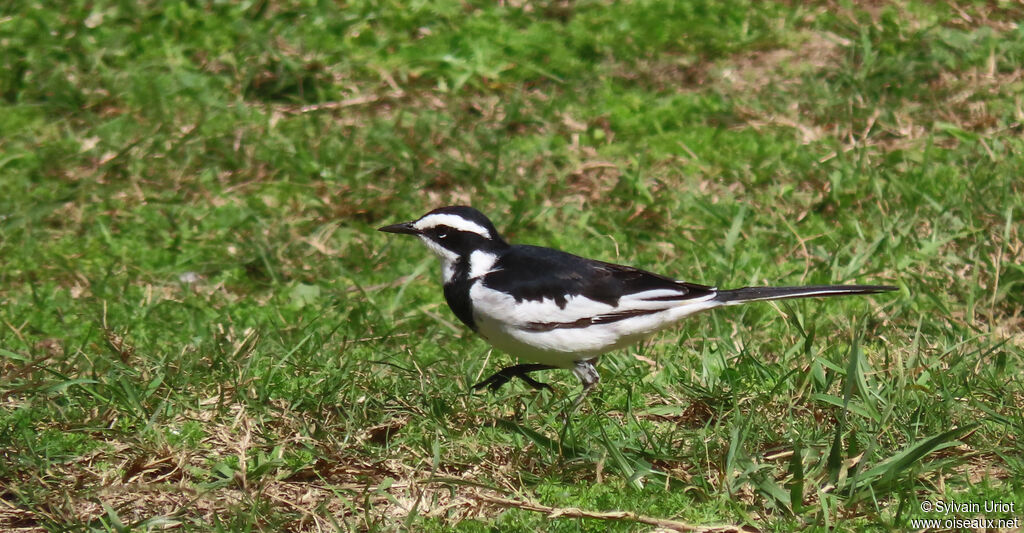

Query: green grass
[{"left": 2, "top": 0, "right": 1023, "bottom": 531}]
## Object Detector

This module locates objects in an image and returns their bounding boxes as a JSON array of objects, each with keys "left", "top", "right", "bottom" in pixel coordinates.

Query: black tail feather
[{"left": 715, "top": 284, "right": 897, "bottom": 305}]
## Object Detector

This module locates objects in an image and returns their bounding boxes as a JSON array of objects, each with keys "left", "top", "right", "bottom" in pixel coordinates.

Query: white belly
[{"left": 469, "top": 281, "right": 720, "bottom": 368}]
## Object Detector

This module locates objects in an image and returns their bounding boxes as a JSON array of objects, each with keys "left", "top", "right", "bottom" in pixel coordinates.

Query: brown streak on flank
[{"left": 523, "top": 308, "right": 663, "bottom": 332}]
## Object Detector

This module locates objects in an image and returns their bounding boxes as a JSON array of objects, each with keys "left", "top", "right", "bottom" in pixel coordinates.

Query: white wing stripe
[{"left": 470, "top": 284, "right": 718, "bottom": 330}]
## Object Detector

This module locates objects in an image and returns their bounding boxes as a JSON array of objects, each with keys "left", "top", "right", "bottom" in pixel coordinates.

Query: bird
[{"left": 379, "top": 205, "right": 897, "bottom": 407}]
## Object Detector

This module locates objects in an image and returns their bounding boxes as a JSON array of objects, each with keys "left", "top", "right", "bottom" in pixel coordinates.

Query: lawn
[{"left": 1, "top": 0, "right": 1023, "bottom": 531}]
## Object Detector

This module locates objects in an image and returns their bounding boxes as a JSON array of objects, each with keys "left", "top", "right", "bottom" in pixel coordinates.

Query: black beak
[{"left": 378, "top": 221, "right": 420, "bottom": 235}]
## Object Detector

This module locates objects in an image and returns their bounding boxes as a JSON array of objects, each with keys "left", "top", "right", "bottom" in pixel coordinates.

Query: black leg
[{"left": 473, "top": 364, "right": 557, "bottom": 392}]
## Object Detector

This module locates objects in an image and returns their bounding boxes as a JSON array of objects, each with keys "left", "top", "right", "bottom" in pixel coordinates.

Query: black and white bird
[{"left": 380, "top": 206, "right": 896, "bottom": 405}]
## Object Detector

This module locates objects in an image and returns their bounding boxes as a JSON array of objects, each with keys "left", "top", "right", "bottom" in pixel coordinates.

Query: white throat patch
[{"left": 418, "top": 235, "right": 459, "bottom": 283}]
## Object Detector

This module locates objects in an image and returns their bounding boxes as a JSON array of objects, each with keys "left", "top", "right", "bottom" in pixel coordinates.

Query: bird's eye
[{"left": 438, "top": 232, "right": 448, "bottom": 239}]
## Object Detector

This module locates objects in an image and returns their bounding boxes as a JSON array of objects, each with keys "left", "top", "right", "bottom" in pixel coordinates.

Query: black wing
[{"left": 482, "top": 244, "right": 716, "bottom": 309}]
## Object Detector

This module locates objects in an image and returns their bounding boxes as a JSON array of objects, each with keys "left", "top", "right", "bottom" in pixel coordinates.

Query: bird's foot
[
  {"left": 563, "top": 360, "right": 600, "bottom": 419},
  {"left": 473, "top": 364, "right": 556, "bottom": 392}
]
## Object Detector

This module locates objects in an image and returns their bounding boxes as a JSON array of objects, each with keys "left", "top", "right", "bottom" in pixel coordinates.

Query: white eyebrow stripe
[{"left": 414, "top": 213, "right": 492, "bottom": 238}]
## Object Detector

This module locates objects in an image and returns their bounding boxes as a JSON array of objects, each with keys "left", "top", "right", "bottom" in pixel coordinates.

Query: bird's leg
[
  {"left": 567, "top": 359, "right": 600, "bottom": 414},
  {"left": 473, "top": 364, "right": 556, "bottom": 392}
]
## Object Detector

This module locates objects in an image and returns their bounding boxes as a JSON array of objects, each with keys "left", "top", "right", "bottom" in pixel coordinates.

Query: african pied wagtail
[{"left": 380, "top": 206, "right": 897, "bottom": 406}]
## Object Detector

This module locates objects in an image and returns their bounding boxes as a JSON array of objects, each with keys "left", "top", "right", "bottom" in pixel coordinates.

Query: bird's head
[{"left": 379, "top": 206, "right": 508, "bottom": 280}]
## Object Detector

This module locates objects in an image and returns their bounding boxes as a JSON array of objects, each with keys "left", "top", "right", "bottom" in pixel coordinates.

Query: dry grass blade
[
  {"left": 474, "top": 493, "right": 757, "bottom": 532},
  {"left": 286, "top": 91, "right": 406, "bottom": 114}
]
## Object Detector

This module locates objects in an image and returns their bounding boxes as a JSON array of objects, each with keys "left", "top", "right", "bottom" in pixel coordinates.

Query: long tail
[{"left": 714, "top": 284, "right": 897, "bottom": 305}]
